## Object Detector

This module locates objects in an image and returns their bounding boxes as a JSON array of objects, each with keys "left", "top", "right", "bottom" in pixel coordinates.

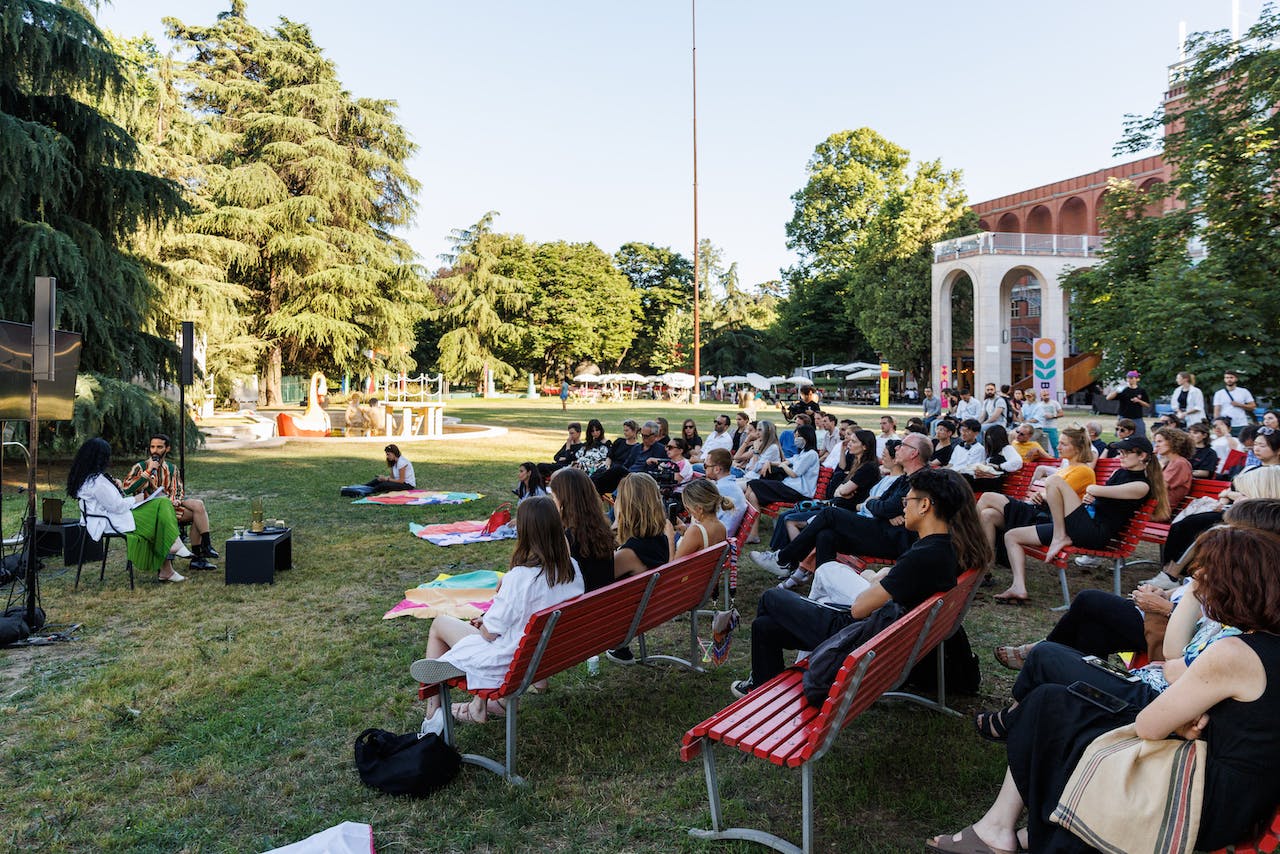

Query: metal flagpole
[{"left": 691, "top": 0, "right": 701, "bottom": 399}]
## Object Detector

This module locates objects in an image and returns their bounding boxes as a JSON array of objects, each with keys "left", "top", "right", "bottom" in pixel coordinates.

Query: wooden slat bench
[
  {"left": 680, "top": 568, "right": 984, "bottom": 854},
  {"left": 412, "top": 542, "right": 728, "bottom": 784},
  {"left": 758, "top": 468, "right": 833, "bottom": 519}
]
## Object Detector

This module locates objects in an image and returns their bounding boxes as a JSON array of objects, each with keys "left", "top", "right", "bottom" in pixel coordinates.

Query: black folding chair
[{"left": 74, "top": 502, "right": 134, "bottom": 591}]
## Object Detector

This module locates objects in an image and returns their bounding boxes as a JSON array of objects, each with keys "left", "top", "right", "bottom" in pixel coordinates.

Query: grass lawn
[{"left": 0, "top": 398, "right": 1147, "bottom": 853}]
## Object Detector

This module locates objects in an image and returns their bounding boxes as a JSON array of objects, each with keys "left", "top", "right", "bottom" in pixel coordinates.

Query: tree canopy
[
  {"left": 0, "top": 0, "right": 186, "bottom": 377},
  {"left": 1068, "top": 9, "right": 1280, "bottom": 393}
]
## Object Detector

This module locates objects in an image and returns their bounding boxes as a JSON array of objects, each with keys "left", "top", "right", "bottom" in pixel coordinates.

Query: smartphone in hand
[{"left": 1068, "top": 680, "right": 1129, "bottom": 714}]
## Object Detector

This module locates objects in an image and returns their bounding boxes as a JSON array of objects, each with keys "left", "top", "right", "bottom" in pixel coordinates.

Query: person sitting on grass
[
  {"left": 415, "top": 497, "right": 584, "bottom": 724},
  {"left": 607, "top": 474, "right": 670, "bottom": 665},
  {"left": 929, "top": 522, "right": 1280, "bottom": 854},
  {"left": 731, "top": 468, "right": 991, "bottom": 698},
  {"left": 537, "top": 422, "right": 583, "bottom": 480},
  {"left": 367, "top": 444, "right": 415, "bottom": 494},
  {"left": 666, "top": 478, "right": 731, "bottom": 559},
  {"left": 68, "top": 437, "right": 194, "bottom": 583},
  {"left": 995, "top": 435, "right": 1167, "bottom": 604},
  {"left": 547, "top": 467, "right": 614, "bottom": 592},
  {"left": 975, "top": 425, "right": 1095, "bottom": 564},
  {"left": 513, "top": 462, "right": 546, "bottom": 503}
]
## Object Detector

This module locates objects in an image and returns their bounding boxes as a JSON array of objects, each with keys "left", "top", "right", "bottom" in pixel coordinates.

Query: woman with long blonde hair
[{"left": 667, "top": 478, "right": 733, "bottom": 559}]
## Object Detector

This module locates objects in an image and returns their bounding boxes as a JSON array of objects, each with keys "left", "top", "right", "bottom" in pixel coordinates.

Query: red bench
[
  {"left": 758, "top": 467, "right": 833, "bottom": 519},
  {"left": 680, "top": 569, "right": 984, "bottom": 853},
  {"left": 1212, "top": 808, "right": 1280, "bottom": 854},
  {"left": 725, "top": 505, "right": 760, "bottom": 597},
  {"left": 412, "top": 542, "right": 728, "bottom": 783}
]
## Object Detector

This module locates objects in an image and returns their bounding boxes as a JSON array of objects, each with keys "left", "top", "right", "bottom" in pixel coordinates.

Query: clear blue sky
[{"left": 99, "top": 1, "right": 1261, "bottom": 287}]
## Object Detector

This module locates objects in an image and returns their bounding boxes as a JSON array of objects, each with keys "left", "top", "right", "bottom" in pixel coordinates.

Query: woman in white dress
[{"left": 417, "top": 497, "right": 584, "bottom": 723}]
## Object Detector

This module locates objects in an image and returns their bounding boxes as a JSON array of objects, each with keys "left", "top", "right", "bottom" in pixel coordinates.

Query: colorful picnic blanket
[
  {"left": 383, "top": 570, "right": 504, "bottom": 620},
  {"left": 409, "top": 520, "right": 516, "bottom": 546},
  {"left": 352, "top": 490, "right": 482, "bottom": 506}
]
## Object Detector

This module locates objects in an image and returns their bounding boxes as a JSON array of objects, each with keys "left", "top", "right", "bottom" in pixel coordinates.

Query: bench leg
[
  {"left": 441, "top": 688, "right": 527, "bottom": 786},
  {"left": 1113, "top": 556, "right": 1125, "bottom": 596},
  {"left": 687, "top": 741, "right": 808, "bottom": 854},
  {"left": 635, "top": 621, "right": 704, "bottom": 672},
  {"left": 882, "top": 640, "right": 964, "bottom": 718},
  {"left": 1053, "top": 567, "right": 1071, "bottom": 612}
]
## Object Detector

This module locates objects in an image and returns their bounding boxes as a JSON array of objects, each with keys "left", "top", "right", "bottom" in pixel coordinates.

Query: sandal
[
  {"left": 451, "top": 700, "right": 487, "bottom": 724},
  {"left": 927, "top": 824, "right": 1015, "bottom": 854},
  {"left": 974, "top": 707, "right": 1013, "bottom": 743},
  {"left": 778, "top": 569, "right": 813, "bottom": 591},
  {"left": 993, "top": 591, "right": 1029, "bottom": 606},
  {"left": 993, "top": 642, "right": 1036, "bottom": 671}
]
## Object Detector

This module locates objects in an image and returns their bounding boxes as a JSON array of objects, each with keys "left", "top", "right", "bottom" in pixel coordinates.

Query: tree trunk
[{"left": 264, "top": 347, "right": 283, "bottom": 406}]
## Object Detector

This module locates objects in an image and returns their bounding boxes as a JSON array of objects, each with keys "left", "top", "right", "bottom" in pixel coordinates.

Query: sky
[{"left": 98, "top": 1, "right": 1264, "bottom": 287}]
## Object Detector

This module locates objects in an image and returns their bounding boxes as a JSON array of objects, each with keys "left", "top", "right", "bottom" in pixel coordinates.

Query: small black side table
[
  {"left": 224, "top": 529, "right": 292, "bottom": 584},
  {"left": 34, "top": 521, "right": 104, "bottom": 566}
]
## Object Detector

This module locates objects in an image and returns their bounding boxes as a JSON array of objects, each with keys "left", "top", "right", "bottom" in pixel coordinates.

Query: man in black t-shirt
[
  {"left": 1106, "top": 371, "right": 1152, "bottom": 438},
  {"left": 780, "top": 386, "right": 822, "bottom": 423},
  {"left": 732, "top": 467, "right": 960, "bottom": 695}
]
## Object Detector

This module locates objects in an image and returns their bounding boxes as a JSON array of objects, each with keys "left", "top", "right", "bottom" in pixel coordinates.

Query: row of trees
[{"left": 422, "top": 213, "right": 786, "bottom": 384}]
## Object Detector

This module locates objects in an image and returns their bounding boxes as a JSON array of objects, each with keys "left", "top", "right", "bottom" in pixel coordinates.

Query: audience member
[
  {"left": 1209, "top": 416, "right": 1242, "bottom": 473},
  {"left": 366, "top": 444, "right": 416, "bottom": 494},
  {"left": 1188, "top": 422, "right": 1219, "bottom": 478},
  {"left": 663, "top": 437, "right": 695, "bottom": 484},
  {"left": 1169, "top": 370, "right": 1206, "bottom": 424},
  {"left": 1212, "top": 369, "right": 1257, "bottom": 435},
  {"left": 930, "top": 419, "right": 958, "bottom": 467},
  {"left": 930, "top": 523, "right": 1280, "bottom": 854},
  {"left": 607, "top": 474, "right": 670, "bottom": 665},
  {"left": 1008, "top": 423, "right": 1048, "bottom": 463},
  {"left": 537, "top": 422, "right": 583, "bottom": 479},
  {"left": 954, "top": 388, "right": 981, "bottom": 421},
  {"left": 547, "top": 468, "right": 614, "bottom": 592},
  {"left": 732, "top": 468, "right": 990, "bottom": 697},
  {"left": 1099, "top": 418, "right": 1137, "bottom": 459},
  {"left": 678, "top": 419, "right": 703, "bottom": 458},
  {"left": 996, "top": 435, "right": 1166, "bottom": 604},
  {"left": 1085, "top": 420, "right": 1106, "bottom": 458},
  {"left": 779, "top": 385, "right": 821, "bottom": 422},
  {"left": 979, "top": 383, "right": 1007, "bottom": 437},
  {"left": 729, "top": 411, "right": 751, "bottom": 454},
  {"left": 946, "top": 419, "right": 986, "bottom": 470},
  {"left": 1153, "top": 426, "right": 1193, "bottom": 515},
  {"left": 703, "top": 448, "right": 746, "bottom": 537},
  {"left": 921, "top": 386, "right": 942, "bottom": 434},
  {"left": 415, "top": 497, "right": 584, "bottom": 724},
  {"left": 1028, "top": 388, "right": 1063, "bottom": 454},
  {"left": 591, "top": 419, "right": 639, "bottom": 495},
  {"left": 876, "top": 415, "right": 898, "bottom": 456},
  {"left": 1106, "top": 370, "right": 1153, "bottom": 437},
  {"left": 695, "top": 413, "right": 734, "bottom": 464},
  {"left": 743, "top": 424, "right": 820, "bottom": 515},
  {"left": 741, "top": 420, "right": 783, "bottom": 482},
  {"left": 571, "top": 419, "right": 611, "bottom": 477},
  {"left": 514, "top": 461, "right": 546, "bottom": 502},
  {"left": 666, "top": 478, "right": 730, "bottom": 559}
]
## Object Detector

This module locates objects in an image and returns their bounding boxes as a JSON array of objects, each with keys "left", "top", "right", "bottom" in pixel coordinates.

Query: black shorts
[
  {"left": 748, "top": 480, "right": 807, "bottom": 506},
  {"left": 1004, "top": 499, "right": 1049, "bottom": 531},
  {"left": 1035, "top": 505, "right": 1113, "bottom": 550}
]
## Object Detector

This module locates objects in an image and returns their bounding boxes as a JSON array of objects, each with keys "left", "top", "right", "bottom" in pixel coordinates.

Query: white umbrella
[
  {"left": 846, "top": 368, "right": 903, "bottom": 381},
  {"left": 663, "top": 372, "right": 696, "bottom": 389},
  {"left": 766, "top": 376, "right": 786, "bottom": 385},
  {"left": 784, "top": 375, "right": 814, "bottom": 386},
  {"left": 621, "top": 372, "right": 647, "bottom": 382},
  {"left": 597, "top": 373, "right": 621, "bottom": 383},
  {"left": 719, "top": 374, "right": 747, "bottom": 384},
  {"left": 699, "top": 374, "right": 716, "bottom": 382},
  {"left": 574, "top": 373, "right": 601, "bottom": 383},
  {"left": 744, "top": 372, "right": 771, "bottom": 390},
  {"left": 810, "top": 363, "right": 840, "bottom": 373}
]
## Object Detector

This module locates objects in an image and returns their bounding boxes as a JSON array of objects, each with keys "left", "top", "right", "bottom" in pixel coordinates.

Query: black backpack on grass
[{"left": 354, "top": 728, "right": 461, "bottom": 796}]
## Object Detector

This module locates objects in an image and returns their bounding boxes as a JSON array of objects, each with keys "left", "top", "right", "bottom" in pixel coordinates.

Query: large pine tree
[
  {"left": 162, "top": 2, "right": 428, "bottom": 403},
  {"left": 0, "top": 0, "right": 185, "bottom": 377}
]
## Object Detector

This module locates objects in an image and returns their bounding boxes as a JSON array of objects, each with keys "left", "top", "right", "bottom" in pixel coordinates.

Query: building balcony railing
[{"left": 933, "top": 232, "right": 1104, "bottom": 262}]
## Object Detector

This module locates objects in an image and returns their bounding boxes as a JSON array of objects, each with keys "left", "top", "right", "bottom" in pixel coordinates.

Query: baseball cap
[
  {"left": 1125, "top": 370, "right": 1141, "bottom": 378},
  {"left": 1113, "top": 436, "right": 1153, "bottom": 455}
]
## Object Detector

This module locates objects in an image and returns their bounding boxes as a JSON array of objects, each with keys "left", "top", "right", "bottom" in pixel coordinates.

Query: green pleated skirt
[{"left": 127, "top": 499, "right": 181, "bottom": 573}]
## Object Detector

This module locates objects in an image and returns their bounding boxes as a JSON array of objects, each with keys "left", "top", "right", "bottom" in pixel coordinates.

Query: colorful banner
[
  {"left": 879, "top": 362, "right": 890, "bottom": 409},
  {"left": 1032, "top": 338, "right": 1060, "bottom": 399}
]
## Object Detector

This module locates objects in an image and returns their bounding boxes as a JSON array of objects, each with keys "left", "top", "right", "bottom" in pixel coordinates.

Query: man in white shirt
[
  {"left": 1024, "top": 389, "right": 1063, "bottom": 455},
  {"left": 694, "top": 413, "right": 734, "bottom": 464},
  {"left": 946, "top": 419, "right": 987, "bottom": 469},
  {"left": 815, "top": 412, "right": 841, "bottom": 463},
  {"left": 703, "top": 448, "right": 746, "bottom": 536},
  {"left": 822, "top": 420, "right": 851, "bottom": 470},
  {"left": 875, "top": 415, "right": 898, "bottom": 457},
  {"left": 954, "top": 388, "right": 982, "bottom": 421},
  {"left": 1213, "top": 370, "right": 1257, "bottom": 436}
]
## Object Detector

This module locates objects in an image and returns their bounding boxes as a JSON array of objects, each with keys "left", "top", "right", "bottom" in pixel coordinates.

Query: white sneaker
[
  {"left": 1074, "top": 555, "right": 1103, "bottom": 568},
  {"left": 751, "top": 550, "right": 782, "bottom": 575},
  {"left": 1140, "top": 571, "right": 1181, "bottom": 591},
  {"left": 419, "top": 707, "right": 445, "bottom": 737}
]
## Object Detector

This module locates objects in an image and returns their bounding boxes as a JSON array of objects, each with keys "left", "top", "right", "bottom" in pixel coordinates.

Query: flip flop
[
  {"left": 994, "top": 643, "right": 1036, "bottom": 671},
  {"left": 927, "top": 824, "right": 1015, "bottom": 854},
  {"left": 484, "top": 698, "right": 506, "bottom": 717},
  {"left": 974, "top": 708, "right": 1013, "bottom": 743},
  {"left": 993, "top": 592, "right": 1029, "bottom": 606}
]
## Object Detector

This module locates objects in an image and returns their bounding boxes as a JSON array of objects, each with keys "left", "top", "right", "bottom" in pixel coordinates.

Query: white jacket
[
  {"left": 77, "top": 474, "right": 138, "bottom": 541},
  {"left": 1169, "top": 385, "right": 1206, "bottom": 423}
]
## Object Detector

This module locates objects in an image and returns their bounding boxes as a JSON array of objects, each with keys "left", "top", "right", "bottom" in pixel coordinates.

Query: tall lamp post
[{"left": 691, "top": 0, "right": 701, "bottom": 400}]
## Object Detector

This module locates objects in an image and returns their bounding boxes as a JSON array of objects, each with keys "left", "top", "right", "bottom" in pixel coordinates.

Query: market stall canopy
[
  {"left": 835, "top": 361, "right": 881, "bottom": 373},
  {"left": 846, "top": 368, "right": 903, "bottom": 381},
  {"left": 809, "top": 363, "right": 841, "bottom": 373}
]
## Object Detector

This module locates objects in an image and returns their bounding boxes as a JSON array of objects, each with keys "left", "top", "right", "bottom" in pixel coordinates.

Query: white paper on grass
[{"left": 261, "top": 821, "right": 374, "bottom": 854}]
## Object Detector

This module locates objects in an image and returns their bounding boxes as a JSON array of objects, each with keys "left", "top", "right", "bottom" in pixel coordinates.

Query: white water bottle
[{"left": 586, "top": 655, "right": 600, "bottom": 677}]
